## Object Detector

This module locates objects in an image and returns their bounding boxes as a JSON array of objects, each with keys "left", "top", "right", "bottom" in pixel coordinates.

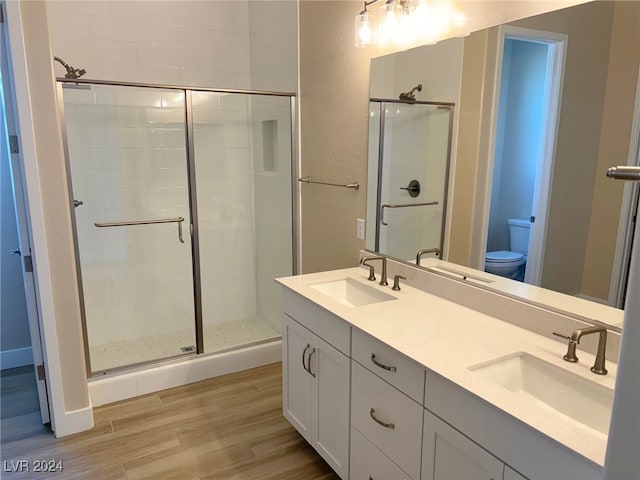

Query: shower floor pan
[{"left": 89, "top": 318, "right": 280, "bottom": 374}]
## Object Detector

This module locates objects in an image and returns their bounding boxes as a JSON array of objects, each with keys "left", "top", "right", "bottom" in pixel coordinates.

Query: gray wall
[{"left": 1, "top": 129, "right": 31, "bottom": 359}]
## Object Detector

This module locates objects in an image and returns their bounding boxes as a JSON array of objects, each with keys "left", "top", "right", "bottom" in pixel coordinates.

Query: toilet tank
[{"left": 508, "top": 218, "right": 531, "bottom": 255}]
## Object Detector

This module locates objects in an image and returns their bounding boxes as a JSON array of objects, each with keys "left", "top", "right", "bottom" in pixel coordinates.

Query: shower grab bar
[
  {"left": 607, "top": 166, "right": 640, "bottom": 181},
  {"left": 380, "top": 201, "right": 439, "bottom": 226},
  {"left": 94, "top": 217, "right": 186, "bottom": 243},
  {"left": 298, "top": 176, "right": 360, "bottom": 190}
]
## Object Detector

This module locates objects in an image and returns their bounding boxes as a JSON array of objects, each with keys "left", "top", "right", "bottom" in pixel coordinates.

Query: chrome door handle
[
  {"left": 95, "top": 217, "right": 186, "bottom": 243},
  {"left": 371, "top": 353, "right": 396, "bottom": 372},
  {"left": 369, "top": 408, "right": 395, "bottom": 429}
]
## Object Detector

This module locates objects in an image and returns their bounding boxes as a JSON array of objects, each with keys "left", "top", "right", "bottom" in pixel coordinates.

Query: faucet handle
[
  {"left": 552, "top": 331, "right": 579, "bottom": 363},
  {"left": 392, "top": 275, "right": 406, "bottom": 291},
  {"left": 365, "top": 265, "right": 376, "bottom": 281}
]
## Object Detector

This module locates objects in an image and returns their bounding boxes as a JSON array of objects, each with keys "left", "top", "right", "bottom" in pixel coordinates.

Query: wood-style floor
[{"left": 0, "top": 362, "right": 338, "bottom": 480}]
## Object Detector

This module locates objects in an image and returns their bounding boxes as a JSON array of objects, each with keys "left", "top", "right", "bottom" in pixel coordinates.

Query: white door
[
  {"left": 0, "top": 16, "right": 50, "bottom": 423},
  {"left": 311, "top": 334, "right": 350, "bottom": 478},
  {"left": 282, "top": 315, "right": 313, "bottom": 442}
]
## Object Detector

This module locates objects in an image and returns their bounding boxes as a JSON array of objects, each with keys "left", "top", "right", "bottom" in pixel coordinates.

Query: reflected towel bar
[
  {"left": 380, "top": 201, "right": 439, "bottom": 226},
  {"left": 94, "top": 217, "right": 186, "bottom": 243},
  {"left": 298, "top": 176, "right": 359, "bottom": 190},
  {"left": 607, "top": 166, "right": 640, "bottom": 181}
]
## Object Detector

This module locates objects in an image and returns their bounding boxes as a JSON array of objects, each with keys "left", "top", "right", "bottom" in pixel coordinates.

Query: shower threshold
[{"left": 89, "top": 317, "right": 280, "bottom": 374}]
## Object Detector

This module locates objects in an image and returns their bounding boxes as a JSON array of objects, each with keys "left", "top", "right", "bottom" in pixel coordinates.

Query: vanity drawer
[
  {"left": 351, "top": 361, "right": 423, "bottom": 479},
  {"left": 282, "top": 288, "right": 350, "bottom": 355},
  {"left": 352, "top": 328, "right": 425, "bottom": 403},
  {"left": 350, "top": 426, "right": 412, "bottom": 480}
]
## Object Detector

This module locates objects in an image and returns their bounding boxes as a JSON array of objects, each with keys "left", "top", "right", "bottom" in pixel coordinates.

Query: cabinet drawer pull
[
  {"left": 371, "top": 353, "right": 397, "bottom": 372},
  {"left": 369, "top": 408, "right": 395, "bottom": 429},
  {"left": 307, "top": 348, "right": 317, "bottom": 377},
  {"left": 302, "top": 343, "right": 311, "bottom": 372}
]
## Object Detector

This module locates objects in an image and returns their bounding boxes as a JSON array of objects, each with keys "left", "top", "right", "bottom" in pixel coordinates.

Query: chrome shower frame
[
  {"left": 369, "top": 98, "right": 455, "bottom": 259},
  {"left": 56, "top": 78, "right": 299, "bottom": 376}
]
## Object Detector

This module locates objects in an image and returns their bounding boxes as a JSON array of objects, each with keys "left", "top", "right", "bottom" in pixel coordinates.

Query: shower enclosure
[
  {"left": 366, "top": 99, "right": 454, "bottom": 262},
  {"left": 58, "top": 81, "right": 295, "bottom": 375}
]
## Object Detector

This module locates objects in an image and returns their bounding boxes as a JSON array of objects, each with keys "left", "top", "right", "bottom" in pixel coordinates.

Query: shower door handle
[
  {"left": 94, "top": 217, "right": 186, "bottom": 243},
  {"left": 380, "top": 201, "right": 439, "bottom": 226}
]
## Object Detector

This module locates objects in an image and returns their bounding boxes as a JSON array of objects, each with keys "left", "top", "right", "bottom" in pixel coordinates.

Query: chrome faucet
[
  {"left": 553, "top": 326, "right": 608, "bottom": 375},
  {"left": 360, "top": 255, "right": 388, "bottom": 286},
  {"left": 416, "top": 248, "right": 441, "bottom": 265}
]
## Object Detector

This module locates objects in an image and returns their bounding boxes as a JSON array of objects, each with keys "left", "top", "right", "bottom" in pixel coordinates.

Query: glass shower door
[
  {"left": 62, "top": 84, "right": 196, "bottom": 373},
  {"left": 374, "top": 102, "right": 453, "bottom": 262},
  {"left": 191, "top": 91, "right": 293, "bottom": 354}
]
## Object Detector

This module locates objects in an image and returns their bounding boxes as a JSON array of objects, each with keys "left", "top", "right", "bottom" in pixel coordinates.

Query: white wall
[
  {"left": 248, "top": 1, "right": 298, "bottom": 93},
  {"left": 48, "top": 1, "right": 252, "bottom": 89},
  {"left": 370, "top": 37, "right": 464, "bottom": 103}
]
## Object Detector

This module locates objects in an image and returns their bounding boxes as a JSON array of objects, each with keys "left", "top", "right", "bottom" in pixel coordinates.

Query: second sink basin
[
  {"left": 310, "top": 278, "right": 396, "bottom": 307},
  {"left": 470, "top": 352, "right": 613, "bottom": 434}
]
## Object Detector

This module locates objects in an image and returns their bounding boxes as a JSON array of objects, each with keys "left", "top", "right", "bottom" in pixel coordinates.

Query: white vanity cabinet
[
  {"left": 282, "top": 291, "right": 351, "bottom": 479},
  {"left": 422, "top": 410, "right": 521, "bottom": 480},
  {"left": 424, "top": 370, "right": 602, "bottom": 480},
  {"left": 278, "top": 271, "right": 606, "bottom": 480}
]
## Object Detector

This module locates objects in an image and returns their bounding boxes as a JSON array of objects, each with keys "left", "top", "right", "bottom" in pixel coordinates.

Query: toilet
[{"left": 484, "top": 218, "right": 531, "bottom": 281}]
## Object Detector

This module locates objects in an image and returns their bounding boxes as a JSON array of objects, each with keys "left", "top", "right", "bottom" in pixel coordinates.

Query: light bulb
[
  {"left": 378, "top": 0, "right": 401, "bottom": 46},
  {"left": 355, "top": 8, "right": 377, "bottom": 47}
]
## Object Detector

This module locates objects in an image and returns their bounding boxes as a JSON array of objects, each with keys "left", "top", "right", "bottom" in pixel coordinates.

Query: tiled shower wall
[{"left": 48, "top": 1, "right": 298, "bottom": 346}]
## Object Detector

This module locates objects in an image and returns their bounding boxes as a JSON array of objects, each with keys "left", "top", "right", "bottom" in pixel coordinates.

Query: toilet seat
[{"left": 485, "top": 250, "right": 524, "bottom": 265}]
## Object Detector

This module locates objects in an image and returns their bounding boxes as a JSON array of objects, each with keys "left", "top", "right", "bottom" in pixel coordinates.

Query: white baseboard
[
  {"left": 0, "top": 347, "right": 33, "bottom": 370},
  {"left": 88, "top": 340, "right": 282, "bottom": 407},
  {"left": 52, "top": 405, "right": 94, "bottom": 438}
]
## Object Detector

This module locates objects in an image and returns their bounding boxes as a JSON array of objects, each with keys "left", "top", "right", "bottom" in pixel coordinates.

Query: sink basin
[
  {"left": 470, "top": 352, "right": 613, "bottom": 434},
  {"left": 310, "top": 278, "right": 396, "bottom": 307}
]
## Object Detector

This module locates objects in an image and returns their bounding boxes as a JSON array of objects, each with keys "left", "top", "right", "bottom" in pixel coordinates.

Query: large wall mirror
[{"left": 365, "top": 0, "right": 640, "bottom": 325}]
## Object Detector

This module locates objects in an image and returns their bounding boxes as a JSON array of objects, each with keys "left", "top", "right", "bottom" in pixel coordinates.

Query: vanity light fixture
[
  {"left": 355, "top": 0, "right": 466, "bottom": 48},
  {"left": 355, "top": 0, "right": 378, "bottom": 48}
]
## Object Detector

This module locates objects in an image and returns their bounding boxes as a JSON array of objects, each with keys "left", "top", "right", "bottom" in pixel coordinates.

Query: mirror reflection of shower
[
  {"left": 53, "top": 56, "right": 86, "bottom": 79},
  {"left": 399, "top": 84, "right": 422, "bottom": 103}
]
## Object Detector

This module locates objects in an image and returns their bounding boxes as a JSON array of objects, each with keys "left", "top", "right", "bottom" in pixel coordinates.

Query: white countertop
[{"left": 276, "top": 267, "right": 616, "bottom": 468}]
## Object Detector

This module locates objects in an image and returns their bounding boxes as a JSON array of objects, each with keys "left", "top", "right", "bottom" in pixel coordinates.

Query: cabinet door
[
  {"left": 283, "top": 315, "right": 314, "bottom": 442},
  {"left": 423, "top": 411, "right": 504, "bottom": 480},
  {"left": 310, "top": 334, "right": 350, "bottom": 479}
]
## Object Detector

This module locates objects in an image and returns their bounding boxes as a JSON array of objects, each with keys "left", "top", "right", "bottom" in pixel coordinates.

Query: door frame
[{"left": 474, "top": 25, "right": 567, "bottom": 285}]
